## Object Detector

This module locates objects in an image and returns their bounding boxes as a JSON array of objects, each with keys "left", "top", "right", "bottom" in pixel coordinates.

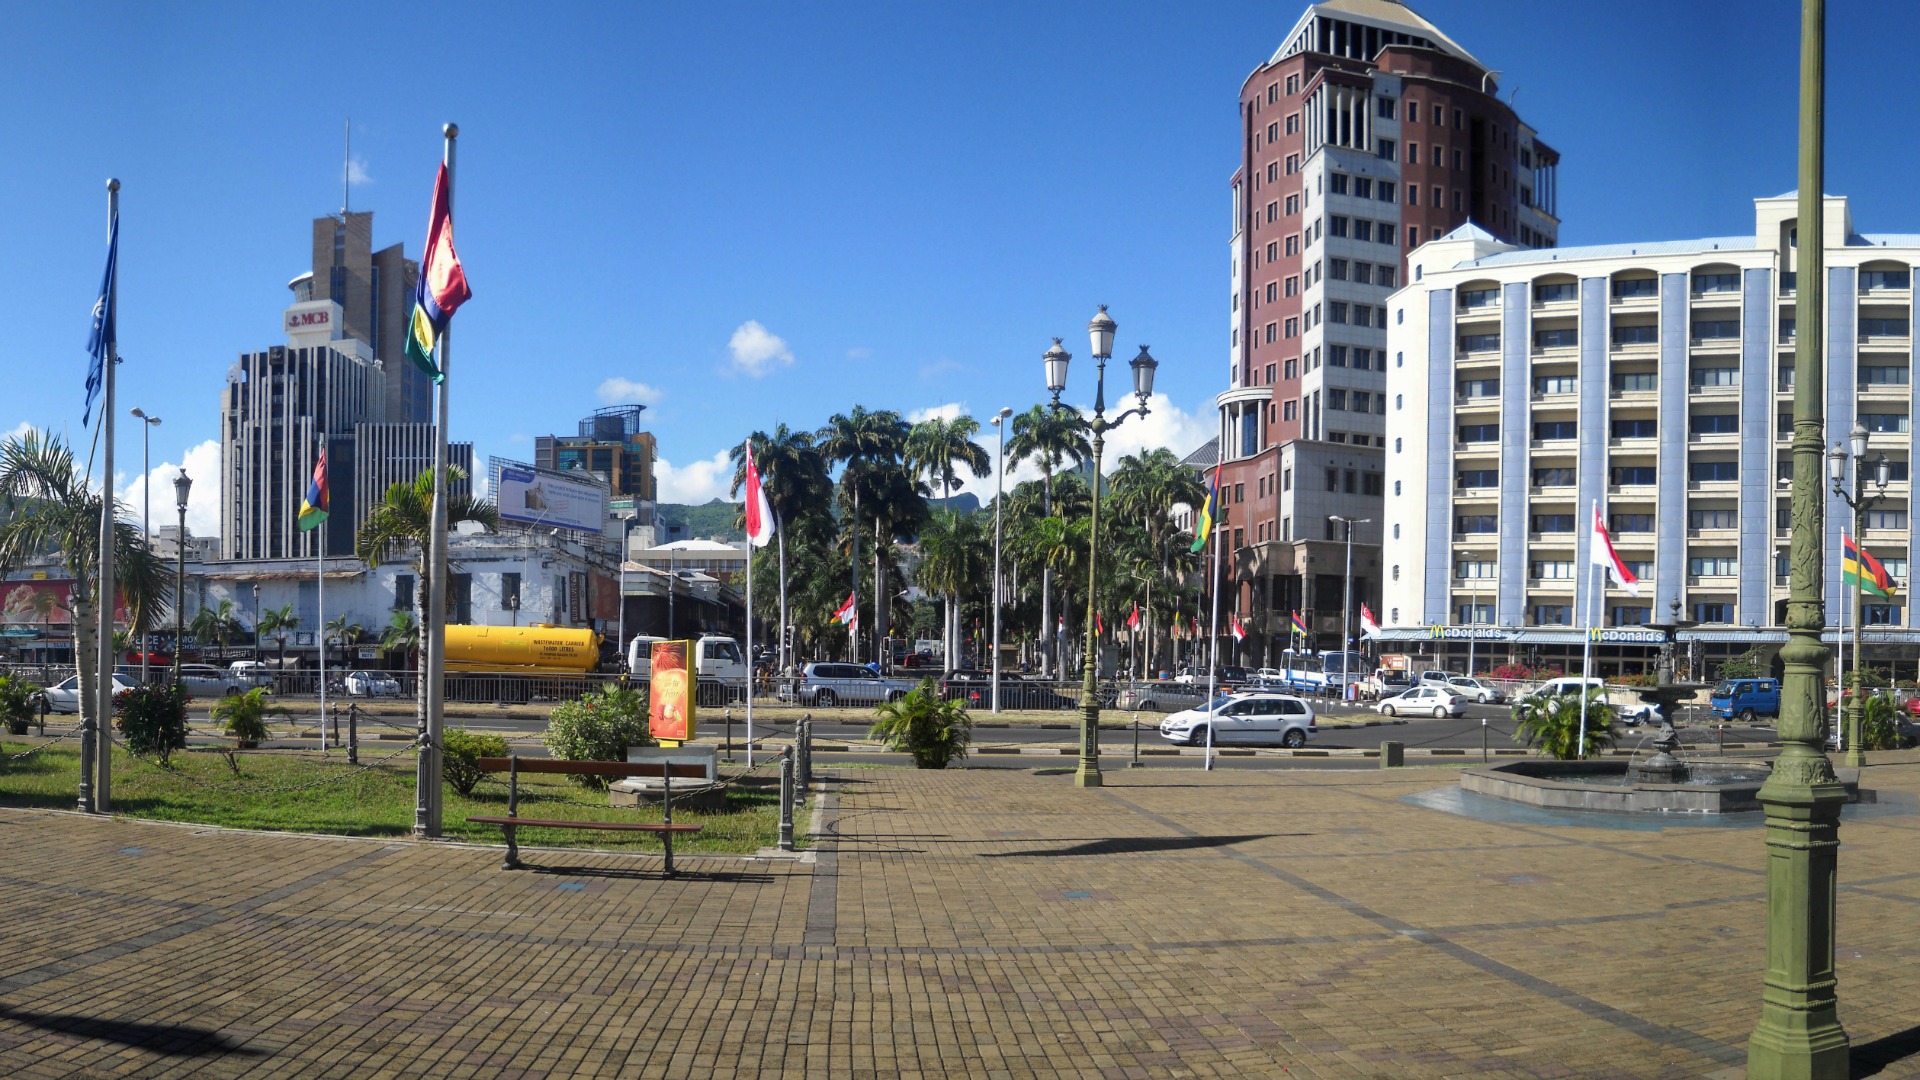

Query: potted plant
[
  {"left": 0, "top": 675, "right": 38, "bottom": 736},
  {"left": 869, "top": 677, "right": 972, "bottom": 769},
  {"left": 211, "top": 686, "right": 274, "bottom": 748}
]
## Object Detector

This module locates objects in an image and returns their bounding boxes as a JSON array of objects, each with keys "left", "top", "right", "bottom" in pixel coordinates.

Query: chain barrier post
[
  {"left": 76, "top": 723, "right": 94, "bottom": 813},
  {"left": 778, "top": 745, "right": 795, "bottom": 852},
  {"left": 797, "top": 713, "right": 812, "bottom": 790},
  {"left": 725, "top": 706, "right": 734, "bottom": 764},
  {"left": 1130, "top": 712, "right": 1142, "bottom": 768},
  {"left": 347, "top": 703, "right": 359, "bottom": 766},
  {"left": 37, "top": 692, "right": 47, "bottom": 736},
  {"left": 1482, "top": 716, "right": 1489, "bottom": 764}
]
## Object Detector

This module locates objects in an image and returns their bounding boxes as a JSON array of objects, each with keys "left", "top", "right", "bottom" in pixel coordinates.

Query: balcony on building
[
  {"left": 1858, "top": 360, "right": 1912, "bottom": 398},
  {"left": 1687, "top": 408, "right": 1740, "bottom": 445},
  {"left": 1456, "top": 284, "right": 1502, "bottom": 327},
  {"left": 1857, "top": 312, "right": 1911, "bottom": 348},
  {"left": 1531, "top": 322, "right": 1578, "bottom": 361},
  {"left": 1611, "top": 320, "right": 1657, "bottom": 356},
  {"left": 1532, "top": 277, "right": 1578, "bottom": 314},
  {"left": 1609, "top": 274, "right": 1659, "bottom": 310},
  {"left": 1690, "top": 269, "right": 1741, "bottom": 306},
  {"left": 1858, "top": 264, "right": 1911, "bottom": 302},
  {"left": 1610, "top": 365, "right": 1657, "bottom": 401}
]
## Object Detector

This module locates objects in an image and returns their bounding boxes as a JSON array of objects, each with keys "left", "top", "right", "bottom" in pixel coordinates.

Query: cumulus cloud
[
  {"left": 907, "top": 402, "right": 966, "bottom": 424},
  {"left": 655, "top": 449, "right": 736, "bottom": 504},
  {"left": 943, "top": 392, "right": 1216, "bottom": 505},
  {"left": 727, "top": 320, "right": 794, "bottom": 377},
  {"left": 346, "top": 157, "right": 372, "bottom": 186},
  {"left": 595, "top": 377, "right": 664, "bottom": 406},
  {"left": 114, "top": 439, "right": 222, "bottom": 538},
  {"left": 3, "top": 421, "right": 30, "bottom": 445}
]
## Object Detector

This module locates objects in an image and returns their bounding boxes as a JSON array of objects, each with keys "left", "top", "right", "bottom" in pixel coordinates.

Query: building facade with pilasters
[{"left": 1383, "top": 193, "right": 1918, "bottom": 677}]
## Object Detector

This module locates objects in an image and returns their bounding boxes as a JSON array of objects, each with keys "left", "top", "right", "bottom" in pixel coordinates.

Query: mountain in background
[{"left": 656, "top": 492, "right": 982, "bottom": 543}]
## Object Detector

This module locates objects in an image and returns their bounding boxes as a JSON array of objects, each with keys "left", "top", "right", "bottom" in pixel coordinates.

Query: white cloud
[
  {"left": 945, "top": 392, "right": 1215, "bottom": 505},
  {"left": 846, "top": 347, "right": 873, "bottom": 360},
  {"left": 2, "top": 421, "right": 30, "bottom": 445},
  {"left": 346, "top": 157, "right": 372, "bottom": 186},
  {"left": 595, "top": 377, "right": 664, "bottom": 406},
  {"left": 907, "top": 402, "right": 966, "bottom": 424},
  {"left": 727, "top": 320, "right": 794, "bottom": 377},
  {"left": 114, "top": 439, "right": 222, "bottom": 538},
  {"left": 655, "top": 450, "right": 735, "bottom": 504}
]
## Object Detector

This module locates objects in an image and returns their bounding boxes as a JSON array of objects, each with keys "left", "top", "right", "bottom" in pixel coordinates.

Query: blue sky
[{"left": 1, "top": 1, "right": 1909, "bottom": 532}]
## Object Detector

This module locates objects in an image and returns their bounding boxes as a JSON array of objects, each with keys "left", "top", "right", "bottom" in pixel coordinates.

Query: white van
[
  {"left": 226, "top": 660, "right": 276, "bottom": 690},
  {"left": 1519, "top": 676, "right": 1652, "bottom": 721}
]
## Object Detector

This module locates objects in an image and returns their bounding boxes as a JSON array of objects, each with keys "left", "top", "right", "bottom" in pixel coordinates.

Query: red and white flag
[
  {"left": 1359, "top": 603, "right": 1382, "bottom": 639},
  {"left": 743, "top": 442, "right": 774, "bottom": 548},
  {"left": 1229, "top": 614, "right": 1246, "bottom": 642},
  {"left": 1096, "top": 612, "right": 1106, "bottom": 635},
  {"left": 1125, "top": 602, "right": 1140, "bottom": 630},
  {"left": 1590, "top": 503, "right": 1640, "bottom": 595},
  {"left": 833, "top": 593, "right": 858, "bottom": 626}
]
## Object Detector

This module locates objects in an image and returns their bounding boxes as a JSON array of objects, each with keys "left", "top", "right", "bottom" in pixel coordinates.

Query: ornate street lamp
[
  {"left": 171, "top": 469, "right": 191, "bottom": 683},
  {"left": 1044, "top": 306, "right": 1156, "bottom": 788},
  {"left": 1828, "top": 426, "right": 1890, "bottom": 769}
]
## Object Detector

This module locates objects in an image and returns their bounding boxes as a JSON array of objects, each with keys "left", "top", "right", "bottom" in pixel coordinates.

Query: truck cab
[
  {"left": 627, "top": 635, "right": 750, "bottom": 703},
  {"left": 1710, "top": 678, "right": 1780, "bottom": 722}
]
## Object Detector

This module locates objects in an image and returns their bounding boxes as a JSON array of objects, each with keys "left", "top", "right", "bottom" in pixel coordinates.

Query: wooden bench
[{"left": 467, "top": 756, "right": 711, "bottom": 875}]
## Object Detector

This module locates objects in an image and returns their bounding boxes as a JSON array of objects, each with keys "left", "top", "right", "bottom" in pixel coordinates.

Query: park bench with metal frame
[{"left": 467, "top": 756, "right": 708, "bottom": 875}]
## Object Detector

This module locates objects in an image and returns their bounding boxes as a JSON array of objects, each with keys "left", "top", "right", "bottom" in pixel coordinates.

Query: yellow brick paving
[{"left": 0, "top": 757, "right": 1918, "bottom": 1077}]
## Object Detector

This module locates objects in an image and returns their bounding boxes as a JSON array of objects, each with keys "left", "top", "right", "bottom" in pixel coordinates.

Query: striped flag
[
  {"left": 1290, "top": 611, "right": 1308, "bottom": 637},
  {"left": 403, "top": 163, "right": 471, "bottom": 383},
  {"left": 1229, "top": 614, "right": 1246, "bottom": 642},
  {"left": 1844, "top": 532, "right": 1895, "bottom": 598},
  {"left": 1590, "top": 503, "right": 1640, "bottom": 595},
  {"left": 1190, "top": 464, "right": 1220, "bottom": 554},
  {"left": 297, "top": 449, "right": 330, "bottom": 531}
]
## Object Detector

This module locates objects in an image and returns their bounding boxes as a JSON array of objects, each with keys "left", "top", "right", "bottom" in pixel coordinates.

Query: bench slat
[
  {"left": 467, "top": 816, "right": 704, "bottom": 833},
  {"left": 474, "top": 758, "right": 709, "bottom": 779}
]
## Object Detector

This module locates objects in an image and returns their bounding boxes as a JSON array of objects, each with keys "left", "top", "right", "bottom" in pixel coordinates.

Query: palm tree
[
  {"left": 189, "top": 598, "right": 243, "bottom": 661},
  {"left": 323, "top": 614, "right": 361, "bottom": 669},
  {"left": 1109, "top": 448, "right": 1207, "bottom": 673},
  {"left": 355, "top": 465, "right": 500, "bottom": 713},
  {"left": 1006, "top": 405, "right": 1089, "bottom": 675},
  {"left": 729, "top": 424, "right": 832, "bottom": 669},
  {"left": 0, "top": 429, "right": 169, "bottom": 746},
  {"left": 258, "top": 604, "right": 298, "bottom": 670},
  {"left": 906, "top": 416, "right": 990, "bottom": 506},
  {"left": 378, "top": 610, "right": 419, "bottom": 667},
  {"left": 914, "top": 510, "right": 988, "bottom": 670},
  {"left": 817, "top": 407, "right": 913, "bottom": 660},
  {"left": 1513, "top": 689, "right": 1616, "bottom": 760}
]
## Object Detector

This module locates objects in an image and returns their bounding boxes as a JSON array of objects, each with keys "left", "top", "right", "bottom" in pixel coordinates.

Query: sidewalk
[{"left": 1, "top": 754, "right": 1916, "bottom": 1077}]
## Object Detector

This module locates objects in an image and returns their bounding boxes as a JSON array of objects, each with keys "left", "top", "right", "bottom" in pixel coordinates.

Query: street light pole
[
  {"left": 1828, "top": 428, "right": 1889, "bottom": 769},
  {"left": 171, "top": 469, "right": 191, "bottom": 683},
  {"left": 1331, "top": 516, "right": 1369, "bottom": 699},
  {"left": 130, "top": 408, "right": 160, "bottom": 682},
  {"left": 990, "top": 406, "right": 1013, "bottom": 714},
  {"left": 1043, "top": 307, "right": 1158, "bottom": 789},
  {"left": 1456, "top": 548, "right": 1478, "bottom": 675}
]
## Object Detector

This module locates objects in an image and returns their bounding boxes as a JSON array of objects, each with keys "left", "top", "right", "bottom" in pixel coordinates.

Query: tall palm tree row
[
  {"left": 727, "top": 423, "right": 834, "bottom": 669},
  {"left": 1006, "top": 405, "right": 1089, "bottom": 676}
]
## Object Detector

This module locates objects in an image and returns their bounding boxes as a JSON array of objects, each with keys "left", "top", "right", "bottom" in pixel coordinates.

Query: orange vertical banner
[{"left": 648, "top": 639, "right": 694, "bottom": 744}]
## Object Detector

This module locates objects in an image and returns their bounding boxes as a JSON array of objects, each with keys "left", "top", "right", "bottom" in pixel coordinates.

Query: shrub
[
  {"left": 870, "top": 677, "right": 972, "bottom": 769},
  {"left": 1512, "top": 688, "right": 1615, "bottom": 760},
  {"left": 117, "top": 682, "right": 190, "bottom": 762},
  {"left": 0, "top": 675, "right": 39, "bottom": 735},
  {"left": 442, "top": 727, "right": 509, "bottom": 796},
  {"left": 1610, "top": 672, "right": 1656, "bottom": 688},
  {"left": 543, "top": 684, "right": 654, "bottom": 786},
  {"left": 211, "top": 687, "right": 275, "bottom": 746},
  {"left": 1716, "top": 648, "right": 1768, "bottom": 681}
]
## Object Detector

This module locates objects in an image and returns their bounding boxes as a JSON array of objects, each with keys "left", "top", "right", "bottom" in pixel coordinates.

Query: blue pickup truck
[{"left": 1710, "top": 678, "right": 1780, "bottom": 722}]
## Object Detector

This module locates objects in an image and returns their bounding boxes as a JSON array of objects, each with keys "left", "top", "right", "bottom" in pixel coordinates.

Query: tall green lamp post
[
  {"left": 1827, "top": 428, "right": 1889, "bottom": 769},
  {"left": 1044, "top": 306, "right": 1157, "bottom": 789},
  {"left": 1748, "top": 0, "right": 1850, "bottom": 1074}
]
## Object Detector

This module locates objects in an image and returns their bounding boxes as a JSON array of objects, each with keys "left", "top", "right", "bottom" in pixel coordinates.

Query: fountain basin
[{"left": 1460, "top": 759, "right": 1871, "bottom": 815}]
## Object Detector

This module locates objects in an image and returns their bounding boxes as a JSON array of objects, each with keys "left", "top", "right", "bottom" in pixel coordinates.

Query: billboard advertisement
[
  {"left": 492, "top": 462, "right": 607, "bottom": 534},
  {"left": 0, "top": 579, "right": 128, "bottom": 628},
  {"left": 648, "top": 640, "right": 694, "bottom": 744}
]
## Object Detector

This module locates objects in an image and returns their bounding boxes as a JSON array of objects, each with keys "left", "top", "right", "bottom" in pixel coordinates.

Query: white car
[
  {"left": 1378, "top": 684, "right": 1469, "bottom": 718},
  {"left": 344, "top": 670, "right": 403, "bottom": 697},
  {"left": 1159, "top": 693, "right": 1316, "bottom": 748},
  {"left": 42, "top": 673, "right": 141, "bottom": 714},
  {"left": 1446, "top": 676, "right": 1506, "bottom": 704}
]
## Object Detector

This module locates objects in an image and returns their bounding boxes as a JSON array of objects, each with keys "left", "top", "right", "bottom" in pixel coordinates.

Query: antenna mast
[{"left": 342, "top": 117, "right": 351, "bottom": 215}]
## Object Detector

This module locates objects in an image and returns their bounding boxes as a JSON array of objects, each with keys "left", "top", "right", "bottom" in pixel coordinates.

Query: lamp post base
[{"left": 1074, "top": 761, "right": 1103, "bottom": 788}]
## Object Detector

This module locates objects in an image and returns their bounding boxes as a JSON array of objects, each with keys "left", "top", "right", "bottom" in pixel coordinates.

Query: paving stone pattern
[{"left": 2, "top": 756, "right": 1919, "bottom": 1077}]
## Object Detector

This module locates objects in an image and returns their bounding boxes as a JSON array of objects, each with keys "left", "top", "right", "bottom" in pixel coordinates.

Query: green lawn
[{"left": 0, "top": 741, "right": 792, "bottom": 854}]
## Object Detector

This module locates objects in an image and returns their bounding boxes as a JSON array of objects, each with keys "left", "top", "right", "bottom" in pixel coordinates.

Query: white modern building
[{"left": 1383, "top": 193, "right": 1916, "bottom": 676}]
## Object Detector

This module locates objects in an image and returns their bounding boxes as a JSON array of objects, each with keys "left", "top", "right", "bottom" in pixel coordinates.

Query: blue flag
[{"left": 84, "top": 212, "right": 118, "bottom": 427}]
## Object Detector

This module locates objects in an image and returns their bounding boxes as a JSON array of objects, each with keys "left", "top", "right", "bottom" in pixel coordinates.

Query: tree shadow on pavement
[
  {"left": 0, "top": 1004, "right": 265, "bottom": 1058},
  {"left": 980, "top": 834, "right": 1284, "bottom": 857},
  {"left": 526, "top": 864, "right": 777, "bottom": 884}
]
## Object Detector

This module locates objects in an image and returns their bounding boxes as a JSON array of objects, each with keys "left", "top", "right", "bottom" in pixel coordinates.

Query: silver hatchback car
[{"left": 786, "top": 663, "right": 915, "bottom": 707}]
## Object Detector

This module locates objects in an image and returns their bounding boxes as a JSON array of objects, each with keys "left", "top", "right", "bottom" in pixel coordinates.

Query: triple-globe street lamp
[
  {"left": 1827, "top": 422, "right": 1891, "bottom": 769},
  {"left": 1044, "top": 306, "right": 1157, "bottom": 789},
  {"left": 171, "top": 469, "right": 191, "bottom": 683}
]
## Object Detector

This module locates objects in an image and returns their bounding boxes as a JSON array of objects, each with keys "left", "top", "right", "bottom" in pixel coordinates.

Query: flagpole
[
  {"left": 318, "top": 444, "right": 327, "bottom": 753},
  {"left": 417, "top": 123, "right": 457, "bottom": 839},
  {"left": 94, "top": 179, "right": 121, "bottom": 814},
  {"left": 1205, "top": 506, "right": 1222, "bottom": 772},
  {"left": 1578, "top": 502, "right": 1599, "bottom": 760},
  {"left": 745, "top": 474, "right": 755, "bottom": 770},
  {"left": 1835, "top": 533, "right": 1847, "bottom": 750}
]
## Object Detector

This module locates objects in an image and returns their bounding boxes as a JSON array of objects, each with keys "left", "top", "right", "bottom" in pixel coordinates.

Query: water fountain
[{"left": 1460, "top": 604, "right": 1871, "bottom": 815}]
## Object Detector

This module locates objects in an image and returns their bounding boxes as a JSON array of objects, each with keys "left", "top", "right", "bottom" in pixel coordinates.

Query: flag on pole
[
  {"left": 1589, "top": 504, "right": 1640, "bottom": 595},
  {"left": 1190, "top": 464, "right": 1220, "bottom": 554},
  {"left": 1360, "top": 603, "right": 1382, "bottom": 639},
  {"left": 1096, "top": 612, "right": 1105, "bottom": 635},
  {"left": 1125, "top": 602, "right": 1139, "bottom": 630},
  {"left": 1844, "top": 532, "right": 1895, "bottom": 598},
  {"left": 84, "top": 210, "right": 119, "bottom": 426},
  {"left": 297, "top": 449, "right": 330, "bottom": 531},
  {"left": 1229, "top": 614, "right": 1246, "bottom": 642},
  {"left": 1290, "top": 611, "right": 1308, "bottom": 636},
  {"left": 833, "top": 592, "right": 858, "bottom": 625},
  {"left": 743, "top": 442, "right": 775, "bottom": 548},
  {"left": 1057, "top": 614, "right": 1065, "bottom": 638},
  {"left": 403, "top": 163, "right": 472, "bottom": 383}
]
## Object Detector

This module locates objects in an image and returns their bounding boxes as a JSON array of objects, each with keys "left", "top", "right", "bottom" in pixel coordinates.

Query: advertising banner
[
  {"left": 493, "top": 463, "right": 607, "bottom": 534},
  {"left": 0, "top": 579, "right": 128, "bottom": 627},
  {"left": 648, "top": 640, "right": 694, "bottom": 744}
]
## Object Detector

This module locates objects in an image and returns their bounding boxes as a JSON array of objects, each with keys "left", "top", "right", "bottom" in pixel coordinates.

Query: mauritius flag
[
  {"left": 1190, "top": 463, "right": 1220, "bottom": 554},
  {"left": 404, "top": 163, "right": 471, "bottom": 384},
  {"left": 297, "top": 449, "right": 329, "bottom": 532},
  {"left": 1290, "top": 611, "right": 1309, "bottom": 637},
  {"left": 1844, "top": 532, "right": 1895, "bottom": 598}
]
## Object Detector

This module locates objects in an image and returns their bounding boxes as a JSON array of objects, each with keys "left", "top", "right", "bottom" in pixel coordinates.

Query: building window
[
  {"left": 1693, "top": 603, "right": 1733, "bottom": 624},
  {"left": 1457, "top": 469, "right": 1498, "bottom": 489},
  {"left": 1865, "top": 509, "right": 1909, "bottom": 530},
  {"left": 1865, "top": 604, "right": 1903, "bottom": 625},
  {"left": 1534, "top": 281, "right": 1577, "bottom": 303},
  {"left": 1690, "top": 412, "right": 1741, "bottom": 435},
  {"left": 1862, "top": 411, "right": 1912, "bottom": 433},
  {"left": 1532, "top": 560, "right": 1574, "bottom": 580},
  {"left": 1613, "top": 277, "right": 1658, "bottom": 299},
  {"left": 1611, "top": 466, "right": 1656, "bottom": 485},
  {"left": 1612, "top": 418, "right": 1658, "bottom": 439},
  {"left": 1531, "top": 514, "right": 1576, "bottom": 534},
  {"left": 1535, "top": 328, "right": 1578, "bottom": 349},
  {"left": 1861, "top": 269, "right": 1910, "bottom": 290},
  {"left": 1282, "top": 467, "right": 1291, "bottom": 491},
  {"left": 1459, "top": 333, "right": 1500, "bottom": 353},
  {"left": 501, "top": 572, "right": 521, "bottom": 611},
  {"left": 1331, "top": 302, "right": 1349, "bottom": 324},
  {"left": 1408, "top": 227, "right": 1418, "bottom": 247},
  {"left": 1689, "top": 460, "right": 1739, "bottom": 483},
  {"left": 1328, "top": 389, "right": 1346, "bottom": 411},
  {"left": 1330, "top": 216, "right": 1349, "bottom": 238},
  {"left": 1534, "top": 375, "right": 1575, "bottom": 395},
  {"left": 1531, "top": 605, "right": 1571, "bottom": 626},
  {"left": 394, "top": 574, "right": 416, "bottom": 611},
  {"left": 1377, "top": 181, "right": 1396, "bottom": 202},
  {"left": 1611, "top": 606, "right": 1651, "bottom": 625},
  {"left": 1407, "top": 144, "right": 1418, "bottom": 165},
  {"left": 1611, "top": 514, "right": 1655, "bottom": 533},
  {"left": 1376, "top": 139, "right": 1395, "bottom": 161},
  {"left": 1326, "top": 468, "right": 1339, "bottom": 492},
  {"left": 1456, "top": 515, "right": 1498, "bottom": 534},
  {"left": 1689, "top": 555, "right": 1739, "bottom": 576},
  {"left": 1860, "top": 365, "right": 1910, "bottom": 386},
  {"left": 1532, "top": 467, "right": 1576, "bottom": 487},
  {"left": 1458, "top": 424, "right": 1498, "bottom": 443},
  {"left": 1612, "top": 372, "right": 1658, "bottom": 392}
]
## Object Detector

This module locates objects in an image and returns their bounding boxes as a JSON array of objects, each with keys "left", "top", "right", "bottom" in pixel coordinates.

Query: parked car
[
  {"left": 1515, "top": 677, "right": 1655, "bottom": 722},
  {"left": 1117, "top": 681, "right": 1213, "bottom": 713},
  {"left": 1378, "top": 684, "right": 1468, "bottom": 718},
  {"left": 939, "top": 670, "right": 1074, "bottom": 710},
  {"left": 1710, "top": 678, "right": 1780, "bottom": 723},
  {"left": 784, "top": 662, "right": 915, "bottom": 707},
  {"left": 227, "top": 661, "right": 277, "bottom": 690},
  {"left": 1158, "top": 693, "right": 1316, "bottom": 748},
  {"left": 176, "top": 664, "right": 243, "bottom": 699},
  {"left": 1359, "top": 669, "right": 1415, "bottom": 701},
  {"left": 42, "top": 672, "right": 140, "bottom": 714},
  {"left": 1446, "top": 675, "right": 1506, "bottom": 704},
  {"left": 1418, "top": 670, "right": 1454, "bottom": 685},
  {"left": 344, "top": 670, "right": 403, "bottom": 697}
]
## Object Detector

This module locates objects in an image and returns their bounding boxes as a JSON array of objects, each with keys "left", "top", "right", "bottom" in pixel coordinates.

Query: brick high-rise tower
[{"left": 1213, "top": 0, "right": 1561, "bottom": 665}]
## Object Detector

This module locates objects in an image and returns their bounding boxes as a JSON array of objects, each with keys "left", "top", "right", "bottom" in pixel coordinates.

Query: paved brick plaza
[{"left": 1, "top": 757, "right": 1918, "bottom": 1078}]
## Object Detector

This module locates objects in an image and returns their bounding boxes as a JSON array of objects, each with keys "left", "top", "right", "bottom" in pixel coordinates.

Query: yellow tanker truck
[{"left": 442, "top": 624, "right": 604, "bottom": 702}]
